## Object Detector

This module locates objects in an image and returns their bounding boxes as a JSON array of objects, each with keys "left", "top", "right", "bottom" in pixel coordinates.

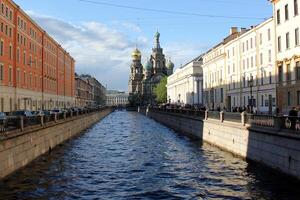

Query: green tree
[{"left": 154, "top": 76, "right": 168, "bottom": 103}]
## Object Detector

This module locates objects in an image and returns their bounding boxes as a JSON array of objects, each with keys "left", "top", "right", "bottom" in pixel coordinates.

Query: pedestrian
[{"left": 289, "top": 107, "right": 298, "bottom": 130}]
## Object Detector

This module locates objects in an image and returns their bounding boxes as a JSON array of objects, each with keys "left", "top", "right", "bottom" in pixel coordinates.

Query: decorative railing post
[
  {"left": 274, "top": 116, "right": 283, "bottom": 131},
  {"left": 40, "top": 116, "right": 44, "bottom": 126},
  {"left": 220, "top": 111, "right": 224, "bottom": 123},
  {"left": 205, "top": 110, "right": 208, "bottom": 120},
  {"left": 241, "top": 111, "right": 247, "bottom": 126},
  {"left": 54, "top": 113, "right": 58, "bottom": 122},
  {"left": 20, "top": 116, "right": 24, "bottom": 131}
]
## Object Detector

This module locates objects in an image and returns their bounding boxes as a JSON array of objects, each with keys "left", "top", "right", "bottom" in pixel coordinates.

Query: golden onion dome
[{"left": 131, "top": 48, "right": 141, "bottom": 58}]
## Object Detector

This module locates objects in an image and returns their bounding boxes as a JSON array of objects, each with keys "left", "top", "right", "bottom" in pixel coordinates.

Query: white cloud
[
  {"left": 26, "top": 11, "right": 207, "bottom": 91},
  {"left": 27, "top": 11, "right": 148, "bottom": 90}
]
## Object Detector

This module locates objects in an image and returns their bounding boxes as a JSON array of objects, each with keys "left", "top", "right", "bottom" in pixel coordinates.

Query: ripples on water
[{"left": 1, "top": 110, "right": 300, "bottom": 200}]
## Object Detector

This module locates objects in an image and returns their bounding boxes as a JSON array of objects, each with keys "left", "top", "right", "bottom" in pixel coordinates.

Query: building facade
[
  {"left": 203, "top": 19, "right": 277, "bottom": 114},
  {"left": 128, "top": 31, "right": 174, "bottom": 105},
  {"left": 75, "top": 74, "right": 93, "bottom": 107},
  {"left": 271, "top": 0, "right": 300, "bottom": 114},
  {"left": 0, "top": 0, "right": 75, "bottom": 112},
  {"left": 80, "top": 74, "right": 106, "bottom": 106},
  {"left": 106, "top": 91, "right": 129, "bottom": 106},
  {"left": 167, "top": 55, "right": 203, "bottom": 105}
]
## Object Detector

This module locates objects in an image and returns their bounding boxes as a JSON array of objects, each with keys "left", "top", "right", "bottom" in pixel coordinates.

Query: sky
[{"left": 14, "top": 0, "right": 272, "bottom": 91}]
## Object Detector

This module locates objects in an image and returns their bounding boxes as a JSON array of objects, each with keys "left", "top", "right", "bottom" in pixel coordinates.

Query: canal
[{"left": 1, "top": 110, "right": 300, "bottom": 199}]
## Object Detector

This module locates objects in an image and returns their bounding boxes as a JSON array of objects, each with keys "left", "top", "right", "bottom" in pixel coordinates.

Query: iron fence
[{"left": 0, "top": 107, "right": 107, "bottom": 135}]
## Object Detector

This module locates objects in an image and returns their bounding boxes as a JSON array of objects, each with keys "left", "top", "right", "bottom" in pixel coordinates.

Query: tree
[{"left": 154, "top": 76, "right": 167, "bottom": 103}]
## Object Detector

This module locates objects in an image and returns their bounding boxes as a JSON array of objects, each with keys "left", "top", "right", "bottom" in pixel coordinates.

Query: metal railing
[
  {"left": 0, "top": 107, "right": 107, "bottom": 135},
  {"left": 149, "top": 106, "right": 300, "bottom": 134}
]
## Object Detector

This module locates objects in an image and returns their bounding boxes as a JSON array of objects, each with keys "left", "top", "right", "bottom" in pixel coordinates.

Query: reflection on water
[{"left": 0, "top": 110, "right": 300, "bottom": 199}]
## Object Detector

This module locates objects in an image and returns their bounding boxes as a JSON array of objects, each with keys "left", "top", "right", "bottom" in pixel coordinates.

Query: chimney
[
  {"left": 241, "top": 28, "right": 247, "bottom": 33},
  {"left": 230, "top": 27, "right": 238, "bottom": 35}
]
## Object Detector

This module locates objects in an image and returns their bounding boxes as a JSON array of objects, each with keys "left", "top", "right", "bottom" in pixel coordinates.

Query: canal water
[{"left": 1, "top": 110, "right": 300, "bottom": 200}]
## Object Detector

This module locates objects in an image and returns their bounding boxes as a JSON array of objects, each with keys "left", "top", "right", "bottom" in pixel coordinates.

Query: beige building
[
  {"left": 167, "top": 55, "right": 203, "bottom": 105},
  {"left": 271, "top": 0, "right": 300, "bottom": 114},
  {"left": 203, "top": 18, "right": 277, "bottom": 114},
  {"left": 106, "top": 91, "right": 129, "bottom": 106}
]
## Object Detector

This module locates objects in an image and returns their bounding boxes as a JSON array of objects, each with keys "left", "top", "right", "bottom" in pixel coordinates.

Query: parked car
[
  {"left": 0, "top": 112, "right": 7, "bottom": 132},
  {"left": 50, "top": 109, "right": 66, "bottom": 115},
  {"left": 33, "top": 110, "right": 45, "bottom": 117},
  {"left": 11, "top": 110, "right": 34, "bottom": 117}
]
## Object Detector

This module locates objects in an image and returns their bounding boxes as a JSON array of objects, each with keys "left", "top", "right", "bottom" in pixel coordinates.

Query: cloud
[
  {"left": 27, "top": 11, "right": 148, "bottom": 91},
  {"left": 26, "top": 11, "right": 207, "bottom": 91}
]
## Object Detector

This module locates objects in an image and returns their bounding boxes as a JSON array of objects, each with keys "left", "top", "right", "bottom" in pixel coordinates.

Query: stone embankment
[
  {"left": 140, "top": 107, "right": 300, "bottom": 180},
  {"left": 0, "top": 108, "right": 113, "bottom": 179}
]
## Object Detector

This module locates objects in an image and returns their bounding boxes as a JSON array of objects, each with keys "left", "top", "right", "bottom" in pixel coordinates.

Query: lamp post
[
  {"left": 248, "top": 76, "right": 254, "bottom": 113},
  {"left": 191, "top": 91, "right": 195, "bottom": 106}
]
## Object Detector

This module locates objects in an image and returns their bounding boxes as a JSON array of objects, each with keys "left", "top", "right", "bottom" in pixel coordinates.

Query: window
[
  {"left": 261, "top": 95, "right": 264, "bottom": 107},
  {"left": 269, "top": 72, "right": 272, "bottom": 84},
  {"left": 277, "top": 9, "right": 281, "bottom": 24},
  {"left": 295, "top": 0, "right": 299, "bottom": 16},
  {"left": 260, "top": 33, "right": 263, "bottom": 45},
  {"left": 220, "top": 88, "right": 223, "bottom": 103},
  {"left": 9, "top": 44, "right": 12, "bottom": 59},
  {"left": 288, "top": 91, "right": 291, "bottom": 106},
  {"left": 23, "top": 51, "right": 26, "bottom": 65},
  {"left": 0, "top": 40, "right": 3, "bottom": 56},
  {"left": 268, "top": 50, "right": 272, "bottom": 62},
  {"left": 261, "top": 72, "right": 264, "bottom": 85},
  {"left": 251, "top": 57, "right": 253, "bottom": 68},
  {"left": 17, "top": 48, "right": 20, "bottom": 62},
  {"left": 287, "top": 64, "right": 291, "bottom": 81},
  {"left": 268, "top": 29, "right": 271, "bottom": 41},
  {"left": 285, "top": 4, "right": 289, "bottom": 20},
  {"left": 246, "top": 40, "right": 249, "bottom": 50},
  {"left": 295, "top": 28, "right": 299, "bottom": 46},
  {"left": 16, "top": 69, "right": 20, "bottom": 83},
  {"left": 278, "top": 65, "right": 283, "bottom": 82},
  {"left": 0, "top": 64, "right": 3, "bottom": 81},
  {"left": 260, "top": 53, "right": 263, "bottom": 65},
  {"left": 286, "top": 32, "right": 290, "bottom": 49},
  {"left": 251, "top": 38, "right": 253, "bottom": 48},
  {"left": 8, "top": 67, "right": 12, "bottom": 82},
  {"left": 297, "top": 61, "right": 300, "bottom": 80}
]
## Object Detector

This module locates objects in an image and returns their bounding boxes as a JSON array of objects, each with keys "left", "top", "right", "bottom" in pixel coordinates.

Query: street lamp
[
  {"left": 191, "top": 91, "right": 195, "bottom": 106},
  {"left": 248, "top": 76, "right": 254, "bottom": 113}
]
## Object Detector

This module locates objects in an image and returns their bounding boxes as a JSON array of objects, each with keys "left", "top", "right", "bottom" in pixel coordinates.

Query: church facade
[{"left": 128, "top": 32, "right": 174, "bottom": 105}]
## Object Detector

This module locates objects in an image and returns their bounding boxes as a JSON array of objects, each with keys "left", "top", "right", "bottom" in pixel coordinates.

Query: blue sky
[{"left": 14, "top": 0, "right": 272, "bottom": 91}]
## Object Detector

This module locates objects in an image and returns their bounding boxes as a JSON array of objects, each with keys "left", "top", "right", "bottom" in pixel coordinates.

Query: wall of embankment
[
  {"left": 143, "top": 109, "right": 300, "bottom": 180},
  {"left": 0, "top": 108, "right": 113, "bottom": 179}
]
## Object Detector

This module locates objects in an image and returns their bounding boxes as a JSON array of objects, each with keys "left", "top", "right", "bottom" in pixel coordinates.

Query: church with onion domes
[{"left": 128, "top": 31, "right": 174, "bottom": 105}]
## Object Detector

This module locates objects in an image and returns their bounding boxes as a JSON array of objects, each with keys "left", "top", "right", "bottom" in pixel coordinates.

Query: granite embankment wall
[
  {"left": 0, "top": 108, "right": 113, "bottom": 179},
  {"left": 144, "top": 109, "right": 300, "bottom": 180}
]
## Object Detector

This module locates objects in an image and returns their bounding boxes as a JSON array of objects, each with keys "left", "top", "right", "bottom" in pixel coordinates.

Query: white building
[
  {"left": 271, "top": 0, "right": 300, "bottom": 113},
  {"left": 106, "top": 92, "right": 129, "bottom": 106},
  {"left": 202, "top": 18, "right": 277, "bottom": 113},
  {"left": 167, "top": 55, "right": 203, "bottom": 105}
]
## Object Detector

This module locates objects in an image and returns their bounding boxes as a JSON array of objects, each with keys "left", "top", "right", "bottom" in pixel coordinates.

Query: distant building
[
  {"left": 80, "top": 74, "right": 106, "bottom": 106},
  {"left": 75, "top": 74, "right": 93, "bottom": 107},
  {"left": 167, "top": 55, "right": 203, "bottom": 105},
  {"left": 128, "top": 31, "right": 174, "bottom": 105},
  {"left": 106, "top": 90, "right": 129, "bottom": 106}
]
